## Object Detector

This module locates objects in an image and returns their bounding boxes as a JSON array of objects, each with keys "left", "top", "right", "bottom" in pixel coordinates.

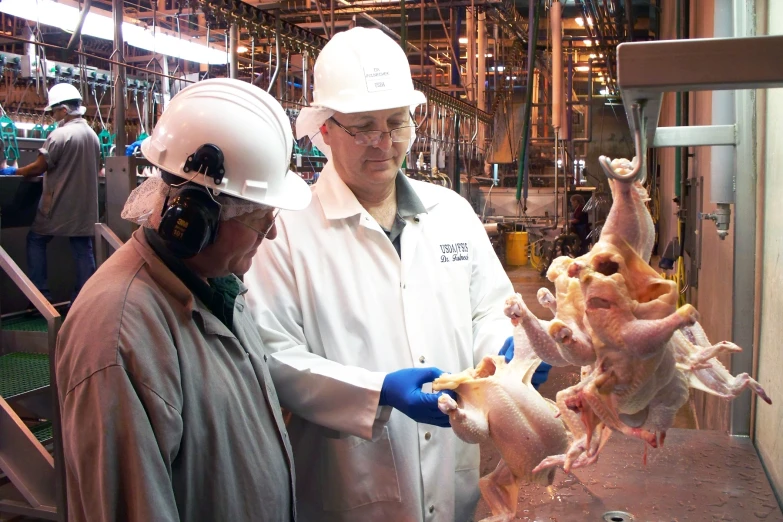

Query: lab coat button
[
  {"left": 428, "top": 505, "right": 434, "bottom": 514},
  {"left": 263, "top": 354, "right": 268, "bottom": 362},
  {"left": 419, "top": 355, "right": 426, "bottom": 363},
  {"left": 424, "top": 431, "right": 431, "bottom": 440}
]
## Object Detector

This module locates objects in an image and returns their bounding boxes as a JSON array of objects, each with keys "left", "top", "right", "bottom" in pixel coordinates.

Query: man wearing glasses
[
  {"left": 56, "top": 79, "right": 311, "bottom": 521},
  {"left": 245, "top": 27, "right": 538, "bottom": 522}
]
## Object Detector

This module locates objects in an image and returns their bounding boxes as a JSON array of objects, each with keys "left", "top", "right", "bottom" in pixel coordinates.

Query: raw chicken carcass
[
  {"left": 432, "top": 331, "right": 569, "bottom": 522},
  {"left": 529, "top": 155, "right": 771, "bottom": 472}
]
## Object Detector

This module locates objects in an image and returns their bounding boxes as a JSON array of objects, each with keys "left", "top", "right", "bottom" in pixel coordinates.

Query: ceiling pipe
[{"left": 66, "top": 0, "right": 93, "bottom": 51}]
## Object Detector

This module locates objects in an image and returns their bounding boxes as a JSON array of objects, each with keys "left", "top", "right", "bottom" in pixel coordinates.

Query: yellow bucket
[{"left": 505, "top": 231, "right": 529, "bottom": 266}]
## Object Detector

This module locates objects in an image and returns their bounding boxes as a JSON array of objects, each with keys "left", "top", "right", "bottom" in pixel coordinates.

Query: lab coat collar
[{"left": 316, "top": 162, "right": 441, "bottom": 221}]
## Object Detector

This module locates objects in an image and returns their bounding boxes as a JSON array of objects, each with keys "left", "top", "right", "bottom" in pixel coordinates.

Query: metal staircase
[{"left": 0, "top": 223, "right": 123, "bottom": 521}]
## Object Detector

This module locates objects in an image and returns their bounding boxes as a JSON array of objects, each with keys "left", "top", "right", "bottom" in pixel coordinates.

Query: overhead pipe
[
  {"left": 268, "top": 17, "right": 281, "bottom": 94},
  {"left": 113, "top": 0, "right": 126, "bottom": 152},
  {"left": 67, "top": 0, "right": 93, "bottom": 52},
  {"left": 703, "top": 0, "right": 734, "bottom": 240},
  {"left": 516, "top": 0, "right": 542, "bottom": 203},
  {"left": 229, "top": 23, "right": 239, "bottom": 79},
  {"left": 551, "top": 0, "right": 562, "bottom": 131},
  {"left": 477, "top": 10, "right": 486, "bottom": 146},
  {"left": 466, "top": 6, "right": 475, "bottom": 102}
]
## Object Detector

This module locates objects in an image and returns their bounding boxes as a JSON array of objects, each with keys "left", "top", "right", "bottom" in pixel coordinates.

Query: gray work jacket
[
  {"left": 56, "top": 228, "right": 296, "bottom": 521},
  {"left": 33, "top": 117, "right": 100, "bottom": 236}
]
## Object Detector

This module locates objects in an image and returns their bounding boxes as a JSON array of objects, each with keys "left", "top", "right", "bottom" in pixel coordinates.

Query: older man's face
[
  {"left": 186, "top": 207, "right": 277, "bottom": 278},
  {"left": 322, "top": 106, "right": 412, "bottom": 196}
]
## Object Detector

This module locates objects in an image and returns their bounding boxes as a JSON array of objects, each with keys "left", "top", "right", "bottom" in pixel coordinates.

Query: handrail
[
  {"left": 94, "top": 223, "right": 125, "bottom": 268},
  {"left": 0, "top": 246, "right": 66, "bottom": 521}
]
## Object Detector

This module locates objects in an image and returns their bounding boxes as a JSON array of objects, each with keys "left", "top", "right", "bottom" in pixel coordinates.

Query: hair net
[
  {"left": 295, "top": 106, "right": 336, "bottom": 159},
  {"left": 52, "top": 101, "right": 87, "bottom": 117},
  {"left": 121, "top": 175, "right": 272, "bottom": 231}
]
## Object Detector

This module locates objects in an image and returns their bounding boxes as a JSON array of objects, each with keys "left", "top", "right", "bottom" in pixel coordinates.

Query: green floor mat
[
  {"left": 0, "top": 352, "right": 50, "bottom": 399},
  {"left": 30, "top": 421, "right": 53, "bottom": 444},
  {"left": 1, "top": 316, "right": 49, "bottom": 333}
]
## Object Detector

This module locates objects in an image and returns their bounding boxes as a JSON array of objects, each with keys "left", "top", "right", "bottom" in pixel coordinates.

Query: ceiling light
[
  {"left": 477, "top": 53, "right": 493, "bottom": 58},
  {"left": 589, "top": 53, "right": 597, "bottom": 59},
  {"left": 0, "top": 0, "right": 228, "bottom": 64},
  {"left": 575, "top": 66, "right": 590, "bottom": 72},
  {"left": 459, "top": 37, "right": 468, "bottom": 44},
  {"left": 599, "top": 53, "right": 604, "bottom": 58},
  {"left": 575, "top": 17, "right": 584, "bottom": 27},
  {"left": 237, "top": 45, "right": 249, "bottom": 53},
  {"left": 583, "top": 39, "right": 592, "bottom": 46}
]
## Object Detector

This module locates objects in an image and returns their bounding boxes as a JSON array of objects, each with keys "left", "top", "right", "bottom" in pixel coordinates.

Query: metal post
[
  {"left": 229, "top": 24, "right": 239, "bottom": 79},
  {"left": 730, "top": 0, "right": 757, "bottom": 437},
  {"left": 112, "top": 0, "right": 126, "bottom": 153}
]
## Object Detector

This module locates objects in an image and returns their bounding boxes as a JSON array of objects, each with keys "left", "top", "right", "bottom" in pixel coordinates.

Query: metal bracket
[{"left": 653, "top": 124, "right": 737, "bottom": 148}]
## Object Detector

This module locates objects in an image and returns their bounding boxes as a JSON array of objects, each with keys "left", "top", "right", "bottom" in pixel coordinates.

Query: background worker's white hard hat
[
  {"left": 311, "top": 27, "right": 427, "bottom": 113},
  {"left": 45, "top": 83, "right": 83, "bottom": 111},
  {"left": 140, "top": 78, "right": 311, "bottom": 211}
]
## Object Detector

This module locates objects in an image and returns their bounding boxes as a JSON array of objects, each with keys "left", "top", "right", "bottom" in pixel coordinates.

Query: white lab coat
[{"left": 245, "top": 163, "right": 514, "bottom": 522}]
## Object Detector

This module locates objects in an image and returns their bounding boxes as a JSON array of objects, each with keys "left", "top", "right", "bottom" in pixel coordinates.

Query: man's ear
[{"left": 320, "top": 122, "right": 331, "bottom": 146}]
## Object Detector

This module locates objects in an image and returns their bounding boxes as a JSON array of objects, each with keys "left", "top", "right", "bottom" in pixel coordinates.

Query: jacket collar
[
  {"left": 316, "top": 161, "right": 440, "bottom": 221},
  {"left": 130, "top": 229, "right": 248, "bottom": 326}
]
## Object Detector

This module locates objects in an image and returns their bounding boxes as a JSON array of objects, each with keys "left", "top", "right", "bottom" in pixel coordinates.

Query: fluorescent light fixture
[
  {"left": 575, "top": 17, "right": 593, "bottom": 27},
  {"left": 583, "top": 39, "right": 592, "bottom": 46},
  {"left": 237, "top": 45, "right": 249, "bottom": 53},
  {"left": 490, "top": 66, "right": 505, "bottom": 72},
  {"left": 575, "top": 66, "right": 590, "bottom": 72},
  {"left": 476, "top": 53, "right": 492, "bottom": 58},
  {"left": 589, "top": 53, "right": 597, "bottom": 59},
  {"left": 459, "top": 37, "right": 468, "bottom": 44},
  {"left": 0, "top": 0, "right": 227, "bottom": 64}
]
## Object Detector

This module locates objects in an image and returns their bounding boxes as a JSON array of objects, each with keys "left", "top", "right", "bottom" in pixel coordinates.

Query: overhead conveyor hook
[{"left": 598, "top": 102, "right": 647, "bottom": 184}]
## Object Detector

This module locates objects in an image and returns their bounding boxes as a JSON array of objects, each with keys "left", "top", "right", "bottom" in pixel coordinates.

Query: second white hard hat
[
  {"left": 140, "top": 78, "right": 311, "bottom": 211},
  {"left": 45, "top": 83, "right": 83, "bottom": 111},
  {"left": 311, "top": 27, "right": 426, "bottom": 113}
]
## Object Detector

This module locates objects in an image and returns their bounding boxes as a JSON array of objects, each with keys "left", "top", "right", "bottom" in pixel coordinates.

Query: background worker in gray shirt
[
  {"left": 10, "top": 83, "right": 100, "bottom": 303},
  {"left": 56, "top": 79, "right": 311, "bottom": 522}
]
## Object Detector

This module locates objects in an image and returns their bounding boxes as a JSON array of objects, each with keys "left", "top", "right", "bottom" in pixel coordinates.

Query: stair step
[
  {"left": 29, "top": 422, "right": 53, "bottom": 445},
  {"left": 1, "top": 316, "right": 48, "bottom": 333},
  {"left": 0, "top": 353, "right": 50, "bottom": 400}
]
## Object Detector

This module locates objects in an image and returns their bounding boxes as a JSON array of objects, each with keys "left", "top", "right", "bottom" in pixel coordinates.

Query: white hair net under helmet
[
  {"left": 296, "top": 27, "right": 426, "bottom": 159},
  {"left": 121, "top": 175, "right": 271, "bottom": 231}
]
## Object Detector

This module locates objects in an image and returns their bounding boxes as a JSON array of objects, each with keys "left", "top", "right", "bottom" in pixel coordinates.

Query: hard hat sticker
[{"left": 363, "top": 66, "right": 394, "bottom": 93}]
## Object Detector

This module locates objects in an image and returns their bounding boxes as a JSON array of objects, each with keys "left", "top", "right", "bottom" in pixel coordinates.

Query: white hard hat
[
  {"left": 311, "top": 27, "right": 426, "bottom": 113},
  {"left": 45, "top": 83, "right": 83, "bottom": 111},
  {"left": 140, "top": 78, "right": 311, "bottom": 211}
]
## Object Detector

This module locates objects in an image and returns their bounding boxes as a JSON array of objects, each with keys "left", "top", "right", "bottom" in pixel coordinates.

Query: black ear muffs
[{"left": 158, "top": 187, "right": 222, "bottom": 259}]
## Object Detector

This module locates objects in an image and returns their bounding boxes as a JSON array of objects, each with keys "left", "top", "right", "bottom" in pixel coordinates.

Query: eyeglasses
[
  {"left": 328, "top": 117, "right": 416, "bottom": 147},
  {"left": 232, "top": 208, "right": 280, "bottom": 238}
]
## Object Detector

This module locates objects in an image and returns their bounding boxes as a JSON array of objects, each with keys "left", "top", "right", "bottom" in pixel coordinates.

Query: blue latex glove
[
  {"left": 125, "top": 140, "right": 143, "bottom": 156},
  {"left": 499, "top": 336, "right": 553, "bottom": 390},
  {"left": 379, "top": 367, "right": 455, "bottom": 427},
  {"left": 0, "top": 166, "right": 18, "bottom": 176}
]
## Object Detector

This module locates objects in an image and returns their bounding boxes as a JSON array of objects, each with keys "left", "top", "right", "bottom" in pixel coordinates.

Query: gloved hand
[
  {"left": 379, "top": 367, "right": 455, "bottom": 427},
  {"left": 499, "top": 336, "right": 553, "bottom": 390},
  {"left": 0, "top": 166, "right": 18, "bottom": 176},
  {"left": 125, "top": 140, "right": 143, "bottom": 156}
]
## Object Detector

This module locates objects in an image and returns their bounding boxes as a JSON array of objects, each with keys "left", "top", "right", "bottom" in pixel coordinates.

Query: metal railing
[
  {"left": 94, "top": 223, "right": 125, "bottom": 267},
  {"left": 0, "top": 246, "right": 65, "bottom": 521}
]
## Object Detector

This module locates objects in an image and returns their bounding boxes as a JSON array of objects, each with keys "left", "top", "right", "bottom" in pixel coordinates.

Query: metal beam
[{"left": 652, "top": 124, "right": 737, "bottom": 148}]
